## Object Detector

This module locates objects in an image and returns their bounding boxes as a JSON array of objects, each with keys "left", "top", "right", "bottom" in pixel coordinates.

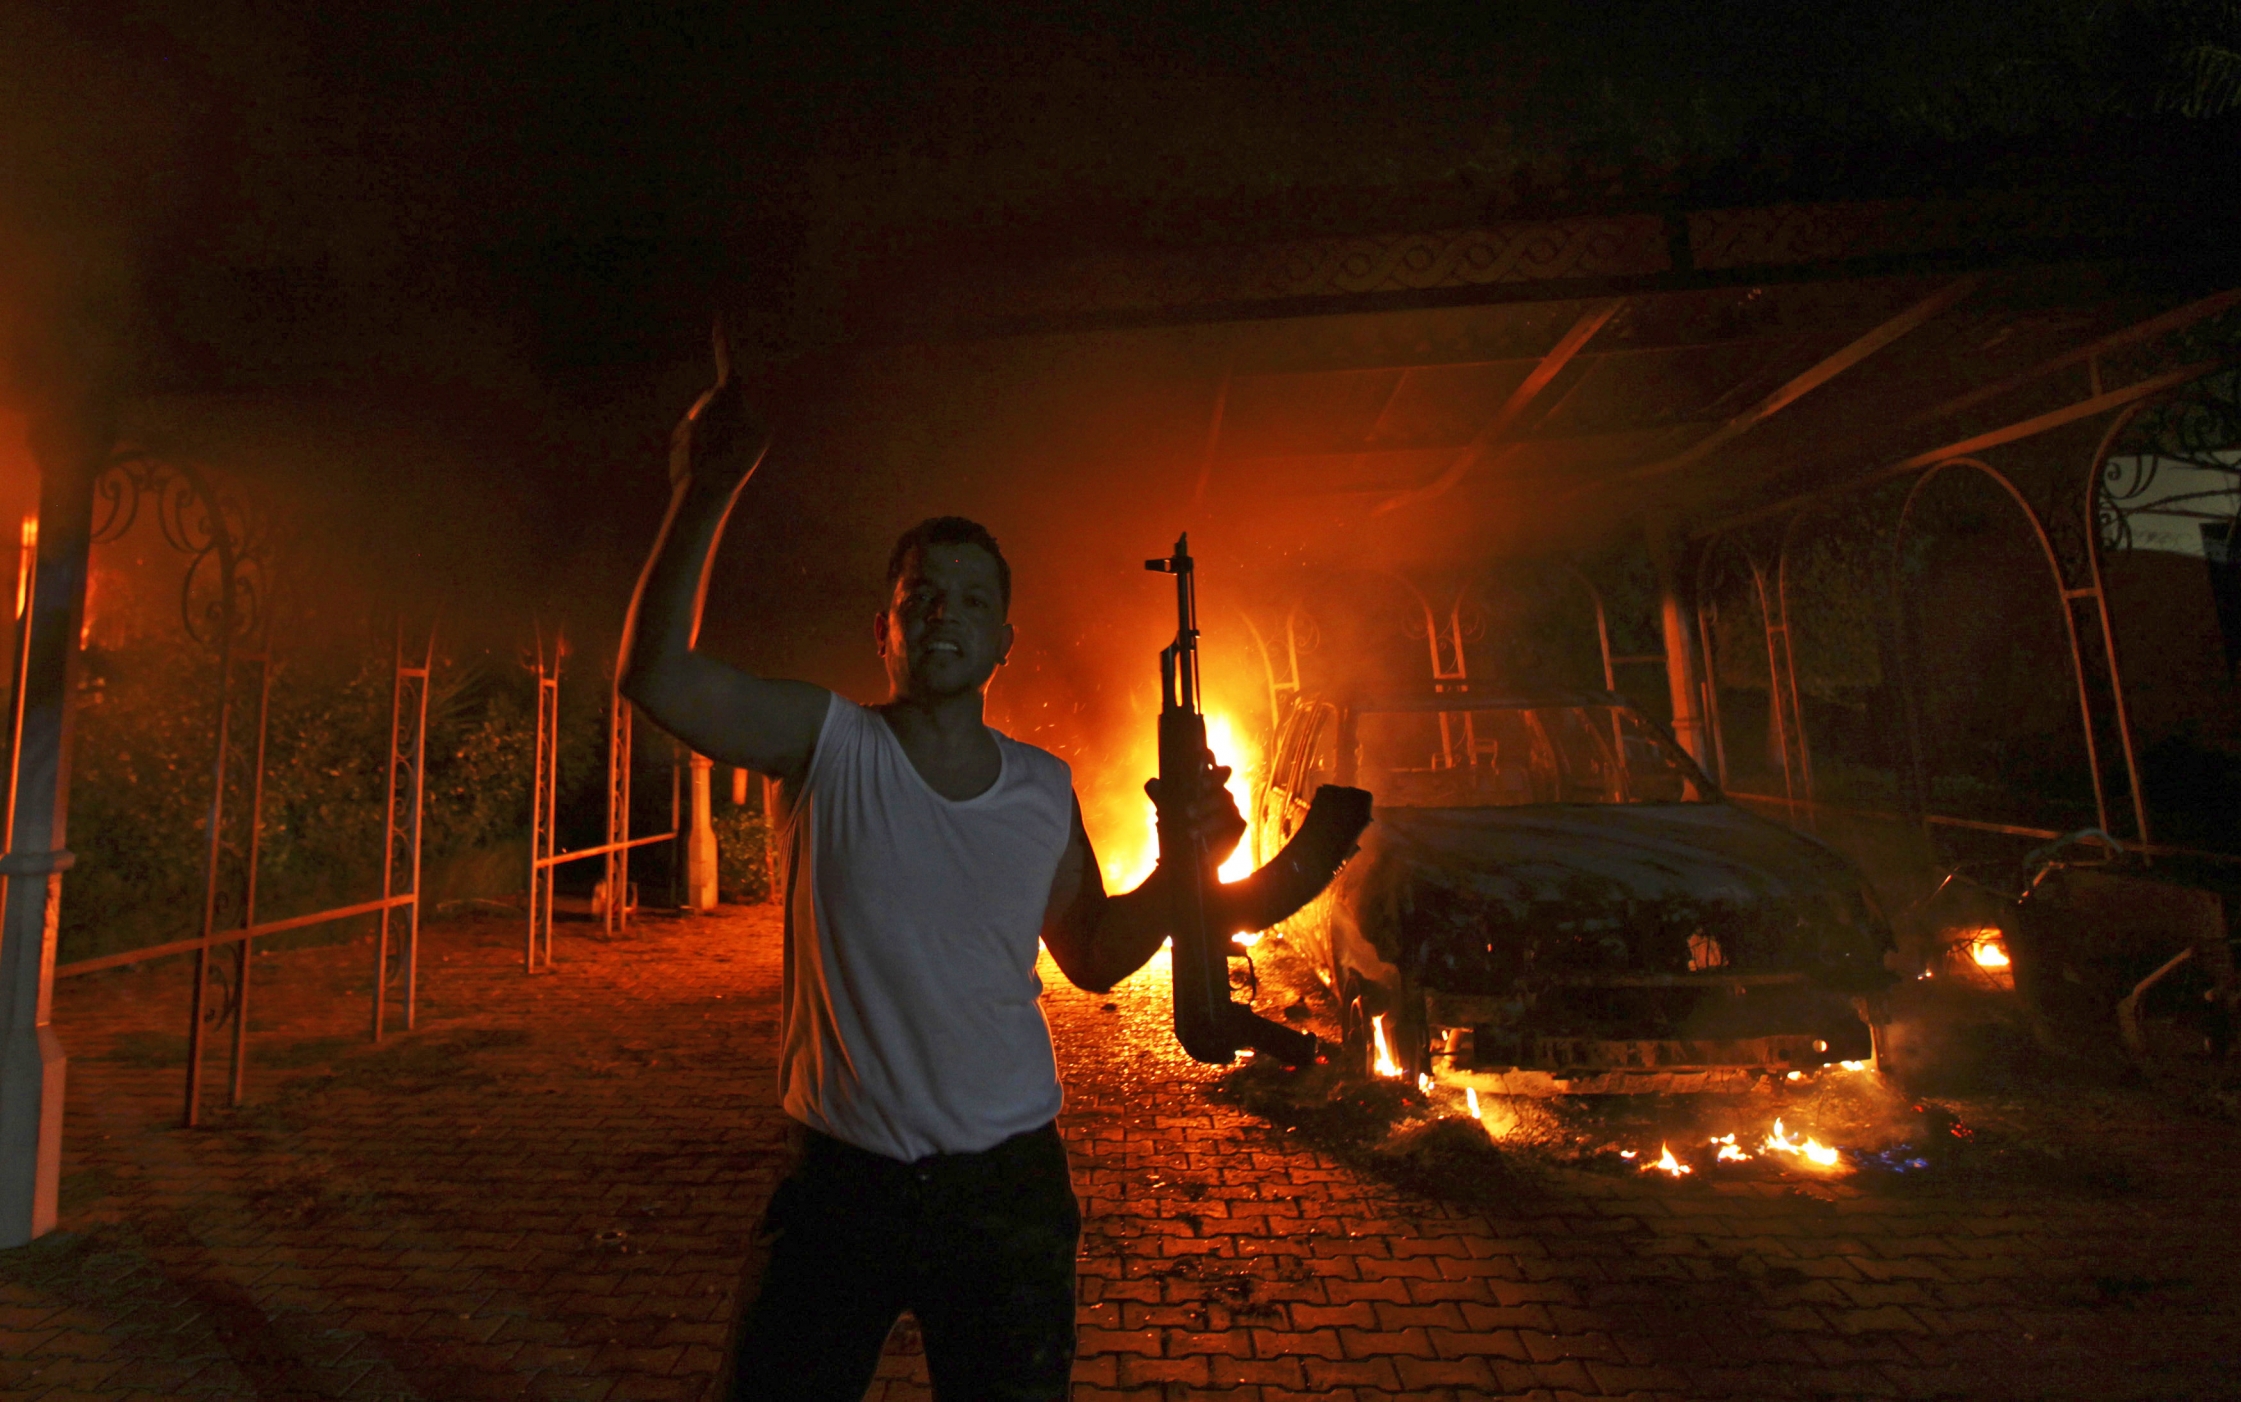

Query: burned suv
[{"left": 1252, "top": 692, "right": 1895, "bottom": 1092}]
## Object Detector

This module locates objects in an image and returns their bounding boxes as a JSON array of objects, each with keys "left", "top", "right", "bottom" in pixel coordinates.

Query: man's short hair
[{"left": 886, "top": 516, "right": 1012, "bottom": 612}]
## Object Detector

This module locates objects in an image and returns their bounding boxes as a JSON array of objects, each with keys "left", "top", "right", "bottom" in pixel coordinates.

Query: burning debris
[
  {"left": 1369, "top": 1013, "right": 1402, "bottom": 1080},
  {"left": 1216, "top": 935, "right": 1997, "bottom": 1199},
  {"left": 1433, "top": 1053, "right": 1891, "bottom": 1177},
  {"left": 1922, "top": 924, "right": 2016, "bottom": 991},
  {"left": 1760, "top": 1118, "right": 1843, "bottom": 1169}
]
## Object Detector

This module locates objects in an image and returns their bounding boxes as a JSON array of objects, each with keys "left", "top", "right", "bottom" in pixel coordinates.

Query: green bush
[
  {"left": 60, "top": 632, "right": 599, "bottom": 964},
  {"left": 713, "top": 802, "right": 773, "bottom": 904}
]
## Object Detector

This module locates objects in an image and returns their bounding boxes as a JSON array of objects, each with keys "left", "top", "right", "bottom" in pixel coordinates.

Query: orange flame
[
  {"left": 15, "top": 514, "right": 34, "bottom": 619},
  {"left": 1369, "top": 1013, "right": 1403, "bottom": 1078},
  {"left": 1944, "top": 926, "right": 2013, "bottom": 987},
  {"left": 1762, "top": 1118, "right": 1842, "bottom": 1168},
  {"left": 1643, "top": 1144, "right": 1692, "bottom": 1177},
  {"left": 1100, "top": 709, "right": 1261, "bottom": 892}
]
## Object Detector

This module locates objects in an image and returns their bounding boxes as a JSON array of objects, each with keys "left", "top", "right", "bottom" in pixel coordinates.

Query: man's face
[{"left": 876, "top": 542, "right": 1012, "bottom": 701}]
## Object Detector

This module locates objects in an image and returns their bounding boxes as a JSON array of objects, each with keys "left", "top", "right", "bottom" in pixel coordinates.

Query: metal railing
[
  {"left": 522, "top": 628, "right": 674, "bottom": 973},
  {"left": 52, "top": 617, "right": 436, "bottom": 1126}
]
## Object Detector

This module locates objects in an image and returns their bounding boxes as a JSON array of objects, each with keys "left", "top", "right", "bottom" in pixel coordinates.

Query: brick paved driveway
[{"left": 4, "top": 906, "right": 2239, "bottom": 1400}]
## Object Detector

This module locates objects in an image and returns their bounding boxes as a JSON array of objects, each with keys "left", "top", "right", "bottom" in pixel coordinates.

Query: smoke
[
  {"left": 674, "top": 324, "right": 1656, "bottom": 880},
  {"left": 0, "top": 6, "right": 173, "bottom": 511}
]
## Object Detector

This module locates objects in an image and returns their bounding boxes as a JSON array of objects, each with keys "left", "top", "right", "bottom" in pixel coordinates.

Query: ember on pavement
[{"left": 5, "top": 907, "right": 2239, "bottom": 1400}]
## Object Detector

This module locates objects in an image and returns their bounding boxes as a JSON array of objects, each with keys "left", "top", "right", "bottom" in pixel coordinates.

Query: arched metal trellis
[
  {"left": 51, "top": 452, "right": 433, "bottom": 1127},
  {"left": 2086, "top": 370, "right": 2241, "bottom": 834},
  {"left": 519, "top": 641, "right": 678, "bottom": 970},
  {"left": 1766, "top": 511, "right": 1819, "bottom": 808},
  {"left": 1240, "top": 604, "right": 1312, "bottom": 738},
  {"left": 1694, "top": 361, "right": 2241, "bottom": 867},
  {"left": 1558, "top": 562, "right": 1673, "bottom": 713},
  {"left": 1694, "top": 530, "right": 1794, "bottom": 798},
  {"left": 1892, "top": 457, "right": 2124, "bottom": 841},
  {"left": 1393, "top": 573, "right": 1475, "bottom": 695}
]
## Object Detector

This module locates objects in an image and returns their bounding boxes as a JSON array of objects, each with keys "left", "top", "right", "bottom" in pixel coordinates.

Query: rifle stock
[{"left": 1147, "top": 535, "right": 1372, "bottom": 1067}]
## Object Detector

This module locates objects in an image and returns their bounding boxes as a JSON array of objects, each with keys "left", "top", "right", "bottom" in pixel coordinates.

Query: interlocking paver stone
[{"left": 0, "top": 906, "right": 2236, "bottom": 1399}]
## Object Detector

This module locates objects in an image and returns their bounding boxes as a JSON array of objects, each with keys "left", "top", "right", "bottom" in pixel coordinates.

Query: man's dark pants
[{"left": 725, "top": 1120, "right": 1080, "bottom": 1400}]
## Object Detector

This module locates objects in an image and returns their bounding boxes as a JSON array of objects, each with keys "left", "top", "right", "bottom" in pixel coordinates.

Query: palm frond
[{"left": 2160, "top": 40, "right": 2241, "bottom": 116}]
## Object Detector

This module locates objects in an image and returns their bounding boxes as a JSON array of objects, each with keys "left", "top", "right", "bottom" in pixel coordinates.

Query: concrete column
[
  {"left": 0, "top": 400, "right": 103, "bottom": 1248},
  {"left": 686, "top": 753, "right": 718, "bottom": 911},
  {"left": 1648, "top": 528, "right": 1710, "bottom": 769}
]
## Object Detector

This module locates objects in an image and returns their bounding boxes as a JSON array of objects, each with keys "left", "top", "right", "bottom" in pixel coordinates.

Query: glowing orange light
[
  {"left": 14, "top": 514, "right": 34, "bottom": 619},
  {"left": 1369, "top": 1013, "right": 1403, "bottom": 1078},
  {"left": 1101, "top": 708, "right": 1262, "bottom": 891},
  {"left": 1207, "top": 712, "right": 1256, "bottom": 884},
  {"left": 1644, "top": 1144, "right": 1691, "bottom": 1177},
  {"left": 1762, "top": 1118, "right": 1842, "bottom": 1169},
  {"left": 1972, "top": 940, "right": 2010, "bottom": 969}
]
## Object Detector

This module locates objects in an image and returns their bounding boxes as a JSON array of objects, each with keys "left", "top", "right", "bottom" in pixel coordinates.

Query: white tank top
[{"left": 772, "top": 691, "right": 1073, "bottom": 1160}]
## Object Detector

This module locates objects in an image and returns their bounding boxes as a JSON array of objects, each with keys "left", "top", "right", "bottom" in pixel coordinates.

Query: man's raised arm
[{"left": 618, "top": 332, "right": 828, "bottom": 779}]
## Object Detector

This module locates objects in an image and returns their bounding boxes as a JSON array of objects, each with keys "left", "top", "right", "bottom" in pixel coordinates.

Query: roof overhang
[{"left": 861, "top": 177, "right": 2241, "bottom": 560}]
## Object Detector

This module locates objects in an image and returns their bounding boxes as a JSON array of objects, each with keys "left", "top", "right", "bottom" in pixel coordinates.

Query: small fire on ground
[
  {"left": 1407, "top": 1055, "right": 1905, "bottom": 1178},
  {"left": 1620, "top": 1116, "right": 1843, "bottom": 1175}
]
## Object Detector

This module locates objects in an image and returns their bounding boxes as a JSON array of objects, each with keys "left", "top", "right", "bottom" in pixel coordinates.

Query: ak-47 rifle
[{"left": 1148, "top": 535, "right": 1373, "bottom": 1067}]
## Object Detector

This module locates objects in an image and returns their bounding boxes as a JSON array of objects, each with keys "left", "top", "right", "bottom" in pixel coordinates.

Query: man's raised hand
[
  {"left": 668, "top": 316, "right": 771, "bottom": 492},
  {"left": 623, "top": 316, "right": 824, "bottom": 780}
]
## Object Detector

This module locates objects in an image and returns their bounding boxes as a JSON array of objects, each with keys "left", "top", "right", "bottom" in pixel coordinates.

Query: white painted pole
[{"left": 0, "top": 399, "right": 103, "bottom": 1248}]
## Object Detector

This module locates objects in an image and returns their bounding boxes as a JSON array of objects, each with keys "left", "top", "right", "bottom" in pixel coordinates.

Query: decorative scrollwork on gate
[
  {"left": 2097, "top": 367, "right": 2241, "bottom": 556},
  {"left": 92, "top": 453, "right": 271, "bottom": 650}
]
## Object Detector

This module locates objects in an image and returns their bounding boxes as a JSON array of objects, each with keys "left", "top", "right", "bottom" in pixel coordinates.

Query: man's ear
[
  {"left": 872, "top": 610, "right": 891, "bottom": 657},
  {"left": 998, "top": 620, "right": 1015, "bottom": 667}
]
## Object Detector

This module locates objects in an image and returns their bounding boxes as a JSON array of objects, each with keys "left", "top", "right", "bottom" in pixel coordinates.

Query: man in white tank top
[{"left": 619, "top": 337, "right": 1242, "bottom": 1400}]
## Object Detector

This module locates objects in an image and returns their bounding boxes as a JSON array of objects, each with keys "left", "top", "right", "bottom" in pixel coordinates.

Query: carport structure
[{"left": 877, "top": 164, "right": 2241, "bottom": 871}]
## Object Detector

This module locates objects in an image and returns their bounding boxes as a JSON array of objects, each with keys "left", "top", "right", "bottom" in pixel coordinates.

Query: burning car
[{"left": 1250, "top": 691, "right": 1896, "bottom": 1092}]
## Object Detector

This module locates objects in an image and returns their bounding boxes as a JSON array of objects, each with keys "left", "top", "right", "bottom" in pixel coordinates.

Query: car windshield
[{"left": 1354, "top": 704, "right": 1713, "bottom": 807}]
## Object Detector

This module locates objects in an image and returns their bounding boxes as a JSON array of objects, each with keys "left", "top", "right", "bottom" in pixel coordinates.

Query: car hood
[{"left": 1356, "top": 802, "right": 1892, "bottom": 994}]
